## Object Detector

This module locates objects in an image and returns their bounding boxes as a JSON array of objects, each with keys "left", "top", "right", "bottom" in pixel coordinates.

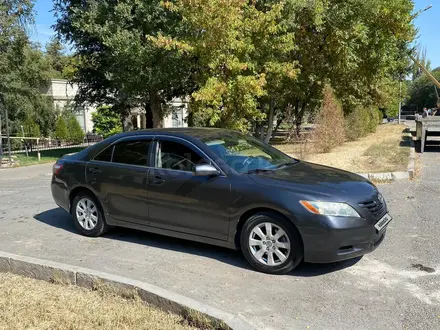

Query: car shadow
[{"left": 34, "top": 207, "right": 361, "bottom": 277}]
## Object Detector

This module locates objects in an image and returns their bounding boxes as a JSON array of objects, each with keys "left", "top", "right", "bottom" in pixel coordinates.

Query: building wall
[
  {"left": 164, "top": 98, "right": 188, "bottom": 128},
  {"left": 43, "top": 79, "right": 188, "bottom": 134},
  {"left": 42, "top": 79, "right": 94, "bottom": 133}
]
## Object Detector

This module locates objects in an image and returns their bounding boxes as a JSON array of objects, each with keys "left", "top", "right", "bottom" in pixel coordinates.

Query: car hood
[{"left": 249, "top": 161, "right": 376, "bottom": 199}]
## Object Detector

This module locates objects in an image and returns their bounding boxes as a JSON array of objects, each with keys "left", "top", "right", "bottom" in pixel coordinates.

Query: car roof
[
  {"left": 77, "top": 128, "right": 242, "bottom": 161},
  {"left": 114, "top": 128, "right": 239, "bottom": 140}
]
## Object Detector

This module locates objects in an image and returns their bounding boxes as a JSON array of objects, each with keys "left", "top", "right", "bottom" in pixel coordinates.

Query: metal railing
[{"left": 0, "top": 133, "right": 103, "bottom": 160}]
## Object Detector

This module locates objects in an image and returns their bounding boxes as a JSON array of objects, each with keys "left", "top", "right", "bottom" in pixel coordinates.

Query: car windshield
[{"left": 201, "top": 132, "right": 296, "bottom": 173}]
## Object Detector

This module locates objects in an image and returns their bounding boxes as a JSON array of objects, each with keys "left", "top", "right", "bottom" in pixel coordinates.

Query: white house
[{"left": 42, "top": 79, "right": 188, "bottom": 133}]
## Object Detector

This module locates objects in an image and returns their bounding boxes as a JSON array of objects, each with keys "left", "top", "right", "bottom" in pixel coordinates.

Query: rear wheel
[
  {"left": 240, "top": 212, "right": 303, "bottom": 275},
  {"left": 72, "top": 193, "right": 107, "bottom": 237}
]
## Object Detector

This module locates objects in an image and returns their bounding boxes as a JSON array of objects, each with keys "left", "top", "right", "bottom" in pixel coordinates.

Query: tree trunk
[
  {"left": 273, "top": 114, "right": 285, "bottom": 134},
  {"left": 295, "top": 115, "right": 302, "bottom": 138},
  {"left": 263, "top": 99, "right": 275, "bottom": 144},
  {"left": 256, "top": 123, "right": 264, "bottom": 140},
  {"left": 150, "top": 90, "right": 164, "bottom": 128},
  {"left": 295, "top": 102, "right": 308, "bottom": 138},
  {"left": 144, "top": 102, "right": 153, "bottom": 128}
]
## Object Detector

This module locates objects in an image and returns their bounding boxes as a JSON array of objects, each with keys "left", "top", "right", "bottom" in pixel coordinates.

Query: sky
[{"left": 31, "top": 0, "right": 440, "bottom": 68}]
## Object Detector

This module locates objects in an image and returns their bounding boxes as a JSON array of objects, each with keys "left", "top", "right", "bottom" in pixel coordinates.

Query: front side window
[
  {"left": 112, "top": 140, "right": 151, "bottom": 166},
  {"left": 157, "top": 140, "right": 203, "bottom": 172},
  {"left": 201, "top": 132, "right": 294, "bottom": 173}
]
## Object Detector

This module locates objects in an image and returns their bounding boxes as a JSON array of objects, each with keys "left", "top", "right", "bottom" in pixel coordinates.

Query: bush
[
  {"left": 67, "top": 116, "right": 85, "bottom": 144},
  {"left": 312, "top": 86, "right": 346, "bottom": 153},
  {"left": 91, "top": 105, "right": 123, "bottom": 138},
  {"left": 54, "top": 117, "right": 68, "bottom": 140},
  {"left": 345, "top": 106, "right": 382, "bottom": 141},
  {"left": 22, "top": 118, "right": 41, "bottom": 137}
]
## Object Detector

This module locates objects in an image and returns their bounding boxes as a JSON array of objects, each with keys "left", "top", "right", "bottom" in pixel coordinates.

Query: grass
[
  {"left": 0, "top": 272, "right": 222, "bottom": 330},
  {"left": 12, "top": 147, "right": 85, "bottom": 167},
  {"left": 274, "top": 124, "right": 411, "bottom": 173},
  {"left": 361, "top": 134, "right": 411, "bottom": 172}
]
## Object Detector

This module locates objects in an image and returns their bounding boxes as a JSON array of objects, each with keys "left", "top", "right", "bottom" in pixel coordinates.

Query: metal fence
[{"left": 0, "top": 133, "right": 103, "bottom": 159}]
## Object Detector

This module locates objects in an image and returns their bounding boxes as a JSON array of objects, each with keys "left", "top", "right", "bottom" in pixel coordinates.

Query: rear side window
[
  {"left": 94, "top": 146, "right": 114, "bottom": 162},
  {"left": 112, "top": 140, "right": 151, "bottom": 166}
]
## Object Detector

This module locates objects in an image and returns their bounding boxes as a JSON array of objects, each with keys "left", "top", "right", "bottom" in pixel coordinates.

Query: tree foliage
[
  {"left": 65, "top": 113, "right": 84, "bottom": 144},
  {"left": 91, "top": 105, "right": 123, "bottom": 138},
  {"left": 151, "top": 0, "right": 297, "bottom": 131},
  {"left": 0, "top": 1, "right": 59, "bottom": 139},
  {"left": 53, "top": 0, "right": 416, "bottom": 137},
  {"left": 407, "top": 69, "right": 440, "bottom": 111},
  {"left": 55, "top": 116, "right": 68, "bottom": 140},
  {"left": 45, "top": 36, "right": 74, "bottom": 79},
  {"left": 54, "top": 0, "right": 193, "bottom": 128}
]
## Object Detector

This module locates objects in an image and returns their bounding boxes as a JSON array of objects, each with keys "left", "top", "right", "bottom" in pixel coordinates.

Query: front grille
[{"left": 359, "top": 197, "right": 386, "bottom": 219}]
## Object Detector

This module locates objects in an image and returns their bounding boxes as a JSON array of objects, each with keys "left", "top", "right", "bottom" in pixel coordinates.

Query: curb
[
  {"left": 0, "top": 251, "right": 255, "bottom": 330},
  {"left": 356, "top": 127, "right": 416, "bottom": 181}
]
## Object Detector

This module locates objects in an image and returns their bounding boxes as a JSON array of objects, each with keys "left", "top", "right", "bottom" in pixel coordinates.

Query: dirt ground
[{"left": 275, "top": 124, "right": 410, "bottom": 173}]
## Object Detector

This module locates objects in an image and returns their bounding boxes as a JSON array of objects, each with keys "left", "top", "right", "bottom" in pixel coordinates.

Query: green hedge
[{"left": 345, "top": 106, "right": 382, "bottom": 141}]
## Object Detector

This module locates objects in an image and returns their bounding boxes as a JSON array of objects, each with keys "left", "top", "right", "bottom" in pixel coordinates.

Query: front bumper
[{"left": 300, "top": 214, "right": 390, "bottom": 263}]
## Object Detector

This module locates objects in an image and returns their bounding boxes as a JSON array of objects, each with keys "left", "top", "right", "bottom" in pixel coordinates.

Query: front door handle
[
  {"left": 88, "top": 167, "right": 101, "bottom": 174},
  {"left": 149, "top": 176, "right": 165, "bottom": 185}
]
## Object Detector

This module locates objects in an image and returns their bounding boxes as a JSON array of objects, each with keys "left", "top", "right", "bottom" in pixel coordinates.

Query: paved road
[{"left": 0, "top": 156, "right": 439, "bottom": 330}]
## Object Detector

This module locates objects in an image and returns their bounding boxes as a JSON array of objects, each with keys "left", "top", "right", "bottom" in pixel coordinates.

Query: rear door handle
[{"left": 88, "top": 167, "right": 101, "bottom": 174}]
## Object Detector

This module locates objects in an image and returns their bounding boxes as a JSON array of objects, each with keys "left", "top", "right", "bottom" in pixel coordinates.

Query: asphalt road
[{"left": 0, "top": 152, "right": 439, "bottom": 330}]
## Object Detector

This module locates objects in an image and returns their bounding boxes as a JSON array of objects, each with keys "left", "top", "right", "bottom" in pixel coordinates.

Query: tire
[
  {"left": 71, "top": 192, "right": 108, "bottom": 237},
  {"left": 240, "top": 212, "right": 303, "bottom": 275}
]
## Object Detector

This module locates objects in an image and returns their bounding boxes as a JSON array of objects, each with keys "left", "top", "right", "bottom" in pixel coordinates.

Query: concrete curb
[
  {"left": 356, "top": 127, "right": 416, "bottom": 181},
  {"left": 0, "top": 251, "right": 255, "bottom": 330}
]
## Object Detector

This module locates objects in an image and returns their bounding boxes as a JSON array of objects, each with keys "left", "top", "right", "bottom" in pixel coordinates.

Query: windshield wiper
[{"left": 274, "top": 160, "right": 299, "bottom": 169}]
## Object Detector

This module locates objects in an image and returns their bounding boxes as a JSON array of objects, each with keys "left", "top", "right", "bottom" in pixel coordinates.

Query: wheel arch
[
  {"left": 234, "top": 207, "right": 304, "bottom": 250},
  {"left": 69, "top": 186, "right": 101, "bottom": 213}
]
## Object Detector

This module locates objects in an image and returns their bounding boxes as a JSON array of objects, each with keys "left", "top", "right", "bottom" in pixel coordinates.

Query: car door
[
  {"left": 148, "top": 136, "right": 231, "bottom": 241},
  {"left": 86, "top": 136, "right": 153, "bottom": 225}
]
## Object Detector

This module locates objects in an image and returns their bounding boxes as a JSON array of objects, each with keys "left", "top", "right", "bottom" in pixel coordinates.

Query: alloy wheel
[
  {"left": 76, "top": 198, "right": 98, "bottom": 230},
  {"left": 248, "top": 222, "right": 291, "bottom": 266}
]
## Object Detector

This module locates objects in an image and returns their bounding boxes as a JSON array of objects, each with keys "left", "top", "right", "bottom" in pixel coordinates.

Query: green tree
[
  {"left": 91, "top": 105, "right": 123, "bottom": 138},
  {"left": 53, "top": 0, "right": 415, "bottom": 136},
  {"left": 1, "top": 1, "right": 57, "bottom": 138},
  {"left": 55, "top": 116, "right": 68, "bottom": 140},
  {"left": 407, "top": 69, "right": 440, "bottom": 111},
  {"left": 54, "top": 0, "right": 193, "bottom": 128},
  {"left": 153, "top": 0, "right": 297, "bottom": 133},
  {"left": 45, "top": 36, "right": 70, "bottom": 78},
  {"left": 66, "top": 115, "right": 84, "bottom": 144},
  {"left": 22, "top": 117, "right": 41, "bottom": 137},
  {"left": 276, "top": 0, "right": 415, "bottom": 136}
]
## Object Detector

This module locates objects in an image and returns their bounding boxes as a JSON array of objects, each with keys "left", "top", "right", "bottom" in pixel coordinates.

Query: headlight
[{"left": 300, "top": 201, "right": 361, "bottom": 218}]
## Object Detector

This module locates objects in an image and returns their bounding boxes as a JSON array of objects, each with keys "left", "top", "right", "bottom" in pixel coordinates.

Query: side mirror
[{"left": 194, "top": 164, "right": 220, "bottom": 177}]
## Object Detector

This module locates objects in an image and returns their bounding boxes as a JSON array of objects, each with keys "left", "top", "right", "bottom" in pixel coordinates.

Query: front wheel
[{"left": 240, "top": 212, "right": 303, "bottom": 275}]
